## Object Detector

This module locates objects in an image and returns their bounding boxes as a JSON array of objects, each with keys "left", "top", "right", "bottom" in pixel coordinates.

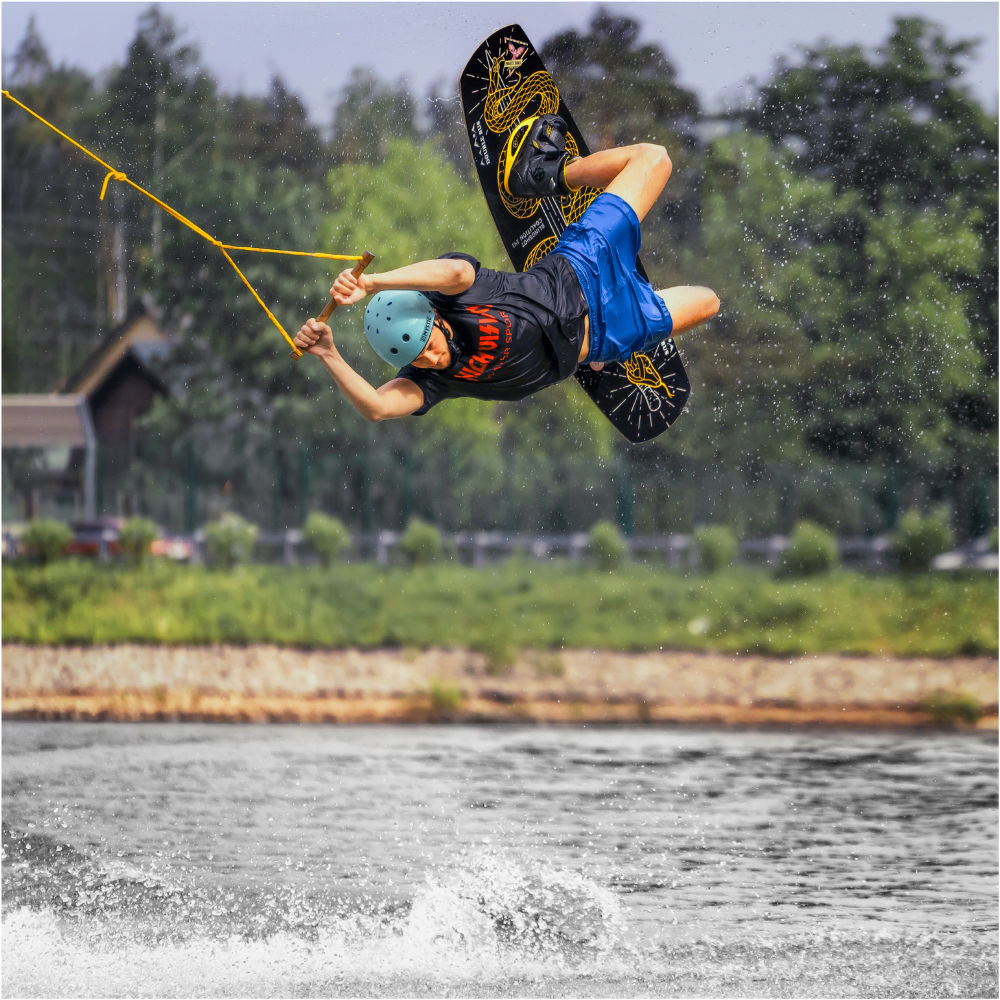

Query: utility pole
[
  {"left": 108, "top": 184, "right": 128, "bottom": 326},
  {"left": 152, "top": 85, "right": 164, "bottom": 274}
]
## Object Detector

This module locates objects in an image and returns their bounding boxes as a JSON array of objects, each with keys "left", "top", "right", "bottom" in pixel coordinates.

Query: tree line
[{"left": 2, "top": 7, "right": 996, "bottom": 540}]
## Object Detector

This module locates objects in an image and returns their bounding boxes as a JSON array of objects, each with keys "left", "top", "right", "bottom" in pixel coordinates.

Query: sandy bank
[{"left": 3, "top": 644, "right": 996, "bottom": 729}]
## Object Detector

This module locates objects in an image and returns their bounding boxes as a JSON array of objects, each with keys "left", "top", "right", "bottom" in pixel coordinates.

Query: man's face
[{"left": 409, "top": 314, "right": 453, "bottom": 370}]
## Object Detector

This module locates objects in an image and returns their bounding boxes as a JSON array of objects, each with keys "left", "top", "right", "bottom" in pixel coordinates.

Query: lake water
[{"left": 2, "top": 721, "right": 997, "bottom": 998}]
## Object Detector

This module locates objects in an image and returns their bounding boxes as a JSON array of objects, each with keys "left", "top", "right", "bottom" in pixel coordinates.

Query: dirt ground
[{"left": 2, "top": 644, "right": 996, "bottom": 729}]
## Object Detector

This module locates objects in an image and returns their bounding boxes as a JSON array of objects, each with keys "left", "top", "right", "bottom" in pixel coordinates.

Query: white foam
[{"left": 3, "top": 850, "right": 632, "bottom": 998}]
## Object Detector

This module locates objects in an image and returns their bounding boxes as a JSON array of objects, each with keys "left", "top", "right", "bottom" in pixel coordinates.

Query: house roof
[
  {"left": 60, "top": 299, "right": 170, "bottom": 397},
  {"left": 3, "top": 300, "right": 170, "bottom": 450},
  {"left": 2, "top": 395, "right": 92, "bottom": 448}
]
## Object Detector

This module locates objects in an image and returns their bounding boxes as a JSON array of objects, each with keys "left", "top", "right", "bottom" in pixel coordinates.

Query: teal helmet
[{"left": 363, "top": 291, "right": 435, "bottom": 366}]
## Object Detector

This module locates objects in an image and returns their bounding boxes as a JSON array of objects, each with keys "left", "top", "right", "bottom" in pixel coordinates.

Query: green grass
[{"left": 2, "top": 560, "right": 996, "bottom": 656}]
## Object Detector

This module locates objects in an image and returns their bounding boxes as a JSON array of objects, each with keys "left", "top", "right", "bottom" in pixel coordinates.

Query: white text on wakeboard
[
  {"left": 511, "top": 218, "right": 545, "bottom": 250},
  {"left": 471, "top": 120, "right": 491, "bottom": 168}
]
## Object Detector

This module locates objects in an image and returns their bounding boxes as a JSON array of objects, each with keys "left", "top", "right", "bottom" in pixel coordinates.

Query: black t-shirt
[{"left": 397, "top": 252, "right": 588, "bottom": 414}]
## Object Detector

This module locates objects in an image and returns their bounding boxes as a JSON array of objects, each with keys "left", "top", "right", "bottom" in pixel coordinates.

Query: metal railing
[{"left": 4, "top": 526, "right": 996, "bottom": 572}]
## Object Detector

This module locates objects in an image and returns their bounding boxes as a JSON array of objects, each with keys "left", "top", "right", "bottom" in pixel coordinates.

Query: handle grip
[
  {"left": 292, "top": 250, "right": 375, "bottom": 358},
  {"left": 319, "top": 250, "right": 375, "bottom": 322}
]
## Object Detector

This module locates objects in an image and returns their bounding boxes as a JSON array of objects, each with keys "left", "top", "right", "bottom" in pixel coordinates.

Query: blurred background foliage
[{"left": 2, "top": 7, "right": 996, "bottom": 539}]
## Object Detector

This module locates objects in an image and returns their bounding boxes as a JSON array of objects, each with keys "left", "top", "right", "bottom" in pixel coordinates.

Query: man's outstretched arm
[
  {"left": 330, "top": 257, "right": 476, "bottom": 306},
  {"left": 293, "top": 318, "right": 425, "bottom": 422}
]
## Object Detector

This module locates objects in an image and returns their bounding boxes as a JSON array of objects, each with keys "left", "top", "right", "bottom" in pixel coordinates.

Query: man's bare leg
[
  {"left": 657, "top": 286, "right": 721, "bottom": 334},
  {"left": 563, "top": 144, "right": 672, "bottom": 223},
  {"left": 561, "top": 143, "right": 719, "bottom": 368},
  {"left": 587, "top": 286, "right": 719, "bottom": 371}
]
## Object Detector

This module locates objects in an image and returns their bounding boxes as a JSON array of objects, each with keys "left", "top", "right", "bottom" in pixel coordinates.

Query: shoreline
[{"left": 2, "top": 644, "right": 997, "bottom": 729}]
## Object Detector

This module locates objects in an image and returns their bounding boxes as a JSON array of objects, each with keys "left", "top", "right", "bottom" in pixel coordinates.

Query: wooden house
[{"left": 2, "top": 300, "right": 170, "bottom": 520}]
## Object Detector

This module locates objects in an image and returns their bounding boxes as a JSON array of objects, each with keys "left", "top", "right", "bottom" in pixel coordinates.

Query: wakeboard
[{"left": 459, "top": 24, "right": 689, "bottom": 443}]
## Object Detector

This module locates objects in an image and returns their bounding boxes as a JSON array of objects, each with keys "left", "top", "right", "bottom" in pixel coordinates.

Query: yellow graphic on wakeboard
[
  {"left": 623, "top": 353, "right": 676, "bottom": 397},
  {"left": 484, "top": 58, "right": 597, "bottom": 225}
]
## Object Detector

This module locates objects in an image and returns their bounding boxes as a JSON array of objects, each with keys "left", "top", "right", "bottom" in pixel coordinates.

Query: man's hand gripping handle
[{"left": 292, "top": 250, "right": 375, "bottom": 358}]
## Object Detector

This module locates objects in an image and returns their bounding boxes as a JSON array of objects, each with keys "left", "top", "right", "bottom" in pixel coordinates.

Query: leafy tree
[
  {"left": 102, "top": 7, "right": 218, "bottom": 182},
  {"left": 803, "top": 187, "right": 983, "bottom": 464},
  {"left": 2, "top": 27, "right": 104, "bottom": 388},
  {"left": 7, "top": 16, "right": 51, "bottom": 85},
  {"left": 744, "top": 17, "right": 995, "bottom": 210},
  {"left": 328, "top": 67, "right": 419, "bottom": 166},
  {"left": 130, "top": 152, "right": 333, "bottom": 531},
  {"left": 682, "top": 128, "right": 992, "bottom": 535},
  {"left": 317, "top": 137, "right": 507, "bottom": 530},
  {"left": 671, "top": 133, "right": 860, "bottom": 532},
  {"left": 6, "top": 13, "right": 995, "bottom": 542},
  {"left": 225, "top": 77, "right": 325, "bottom": 181},
  {"left": 99, "top": 5, "right": 221, "bottom": 306},
  {"left": 541, "top": 7, "right": 700, "bottom": 150},
  {"left": 742, "top": 16, "right": 998, "bottom": 384},
  {"left": 321, "top": 136, "right": 506, "bottom": 271}
]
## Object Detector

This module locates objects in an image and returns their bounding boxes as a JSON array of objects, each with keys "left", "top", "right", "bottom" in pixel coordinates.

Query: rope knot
[{"left": 100, "top": 170, "right": 127, "bottom": 201}]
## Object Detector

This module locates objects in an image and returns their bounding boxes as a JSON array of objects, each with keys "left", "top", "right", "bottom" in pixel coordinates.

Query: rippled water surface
[{"left": 3, "top": 722, "right": 997, "bottom": 998}]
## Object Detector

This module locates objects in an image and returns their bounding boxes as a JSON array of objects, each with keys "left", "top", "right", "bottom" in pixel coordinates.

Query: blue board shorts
[{"left": 552, "top": 192, "right": 673, "bottom": 364}]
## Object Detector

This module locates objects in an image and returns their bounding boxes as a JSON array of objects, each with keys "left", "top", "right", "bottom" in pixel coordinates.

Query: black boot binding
[{"left": 503, "top": 114, "right": 576, "bottom": 198}]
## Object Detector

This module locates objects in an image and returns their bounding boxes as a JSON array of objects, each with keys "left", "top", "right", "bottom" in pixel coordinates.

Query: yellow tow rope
[{"left": 3, "top": 89, "right": 363, "bottom": 357}]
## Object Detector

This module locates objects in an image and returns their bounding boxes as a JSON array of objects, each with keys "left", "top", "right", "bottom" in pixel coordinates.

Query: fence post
[
  {"left": 376, "top": 530, "right": 396, "bottom": 566},
  {"left": 284, "top": 529, "right": 301, "bottom": 566},
  {"left": 184, "top": 440, "right": 198, "bottom": 535},
  {"left": 616, "top": 452, "right": 634, "bottom": 537}
]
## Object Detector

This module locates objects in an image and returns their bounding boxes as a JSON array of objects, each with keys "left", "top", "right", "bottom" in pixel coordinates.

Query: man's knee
[
  {"left": 636, "top": 143, "right": 671, "bottom": 183},
  {"left": 700, "top": 287, "right": 721, "bottom": 320},
  {"left": 604, "top": 142, "right": 673, "bottom": 222},
  {"left": 656, "top": 285, "right": 720, "bottom": 333}
]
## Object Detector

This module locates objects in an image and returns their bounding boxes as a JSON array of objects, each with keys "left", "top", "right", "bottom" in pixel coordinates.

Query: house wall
[{"left": 89, "top": 357, "right": 163, "bottom": 513}]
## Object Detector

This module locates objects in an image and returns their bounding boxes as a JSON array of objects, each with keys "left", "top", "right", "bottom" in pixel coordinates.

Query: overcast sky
[{"left": 3, "top": 1, "right": 998, "bottom": 126}]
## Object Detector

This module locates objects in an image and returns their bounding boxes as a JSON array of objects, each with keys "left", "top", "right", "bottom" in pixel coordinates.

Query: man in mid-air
[{"left": 294, "top": 115, "right": 720, "bottom": 420}]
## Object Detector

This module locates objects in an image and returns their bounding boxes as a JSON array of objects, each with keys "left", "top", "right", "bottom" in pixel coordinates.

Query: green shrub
[
  {"left": 695, "top": 524, "right": 738, "bottom": 572},
  {"left": 531, "top": 652, "right": 565, "bottom": 679},
  {"left": 10, "top": 559, "right": 106, "bottom": 615},
  {"left": 428, "top": 680, "right": 463, "bottom": 716},
  {"left": 893, "top": 506, "right": 955, "bottom": 573},
  {"left": 780, "top": 521, "right": 838, "bottom": 577},
  {"left": 589, "top": 520, "right": 627, "bottom": 570},
  {"left": 204, "top": 513, "right": 258, "bottom": 569},
  {"left": 120, "top": 517, "right": 159, "bottom": 565},
  {"left": 304, "top": 511, "right": 351, "bottom": 567},
  {"left": 398, "top": 518, "right": 443, "bottom": 566},
  {"left": 475, "top": 632, "right": 519, "bottom": 676},
  {"left": 917, "top": 690, "right": 983, "bottom": 726},
  {"left": 22, "top": 519, "right": 72, "bottom": 566}
]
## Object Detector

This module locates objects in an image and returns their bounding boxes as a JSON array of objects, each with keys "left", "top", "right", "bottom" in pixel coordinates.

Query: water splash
[
  {"left": 404, "top": 846, "right": 628, "bottom": 965},
  {"left": 3, "top": 826, "right": 633, "bottom": 997}
]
